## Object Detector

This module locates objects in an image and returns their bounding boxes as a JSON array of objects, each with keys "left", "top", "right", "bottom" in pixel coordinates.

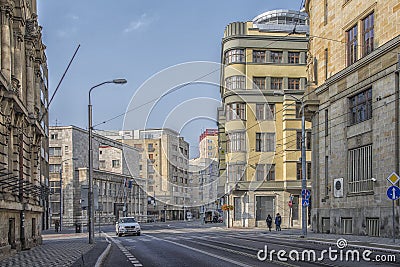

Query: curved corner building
[{"left": 218, "top": 10, "right": 312, "bottom": 228}]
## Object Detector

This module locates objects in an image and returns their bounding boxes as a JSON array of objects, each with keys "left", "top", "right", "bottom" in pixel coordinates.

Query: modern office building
[
  {"left": 304, "top": 0, "right": 400, "bottom": 237},
  {"left": 0, "top": 0, "right": 50, "bottom": 257},
  {"left": 49, "top": 126, "right": 146, "bottom": 228},
  {"left": 219, "top": 10, "right": 311, "bottom": 228},
  {"left": 97, "top": 129, "right": 190, "bottom": 221}
]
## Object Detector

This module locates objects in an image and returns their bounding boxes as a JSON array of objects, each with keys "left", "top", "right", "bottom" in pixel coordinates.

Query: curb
[{"left": 94, "top": 234, "right": 112, "bottom": 267}]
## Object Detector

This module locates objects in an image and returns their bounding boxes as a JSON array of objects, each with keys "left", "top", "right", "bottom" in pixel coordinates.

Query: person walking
[
  {"left": 266, "top": 214, "right": 273, "bottom": 232},
  {"left": 275, "top": 213, "right": 282, "bottom": 231},
  {"left": 54, "top": 220, "right": 60, "bottom": 233}
]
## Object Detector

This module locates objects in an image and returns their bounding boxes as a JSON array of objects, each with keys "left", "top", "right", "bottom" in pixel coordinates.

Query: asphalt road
[{"left": 102, "top": 221, "right": 400, "bottom": 267}]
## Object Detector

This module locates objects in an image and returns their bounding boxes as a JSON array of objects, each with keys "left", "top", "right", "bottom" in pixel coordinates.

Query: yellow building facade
[{"left": 219, "top": 10, "right": 312, "bottom": 228}]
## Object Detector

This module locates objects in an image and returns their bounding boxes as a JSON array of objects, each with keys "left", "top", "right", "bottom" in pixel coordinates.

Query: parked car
[{"left": 116, "top": 217, "right": 141, "bottom": 237}]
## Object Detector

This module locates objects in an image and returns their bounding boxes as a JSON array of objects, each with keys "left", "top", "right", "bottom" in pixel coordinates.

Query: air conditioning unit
[{"left": 333, "top": 178, "right": 344, "bottom": 198}]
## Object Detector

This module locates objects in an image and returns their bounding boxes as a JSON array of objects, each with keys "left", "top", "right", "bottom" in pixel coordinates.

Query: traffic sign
[
  {"left": 302, "top": 199, "right": 309, "bottom": 207},
  {"left": 387, "top": 172, "right": 400, "bottom": 185},
  {"left": 302, "top": 189, "right": 310, "bottom": 199},
  {"left": 387, "top": 185, "right": 400, "bottom": 200}
]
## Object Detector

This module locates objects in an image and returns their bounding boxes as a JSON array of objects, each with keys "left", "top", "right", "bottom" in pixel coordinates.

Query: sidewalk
[
  {"left": 227, "top": 226, "right": 400, "bottom": 252},
  {"left": 0, "top": 227, "right": 108, "bottom": 267}
]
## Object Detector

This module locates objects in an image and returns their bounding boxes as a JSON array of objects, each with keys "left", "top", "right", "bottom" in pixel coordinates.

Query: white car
[{"left": 116, "top": 217, "right": 141, "bottom": 237}]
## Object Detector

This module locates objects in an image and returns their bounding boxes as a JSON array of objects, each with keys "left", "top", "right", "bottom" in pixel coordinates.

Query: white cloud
[{"left": 124, "top": 13, "right": 154, "bottom": 33}]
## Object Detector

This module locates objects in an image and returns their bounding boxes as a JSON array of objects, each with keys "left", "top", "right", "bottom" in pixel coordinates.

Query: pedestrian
[
  {"left": 266, "top": 214, "right": 273, "bottom": 232},
  {"left": 275, "top": 213, "right": 282, "bottom": 231},
  {"left": 54, "top": 220, "right": 60, "bottom": 233}
]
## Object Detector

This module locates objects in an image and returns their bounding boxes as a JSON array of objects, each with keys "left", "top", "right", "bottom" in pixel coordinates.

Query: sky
[{"left": 37, "top": 0, "right": 302, "bottom": 158}]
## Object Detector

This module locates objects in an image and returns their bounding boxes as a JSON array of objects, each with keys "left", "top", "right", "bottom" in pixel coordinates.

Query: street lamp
[
  {"left": 59, "top": 157, "right": 78, "bottom": 232},
  {"left": 283, "top": 93, "right": 307, "bottom": 237},
  {"left": 88, "top": 79, "right": 127, "bottom": 244}
]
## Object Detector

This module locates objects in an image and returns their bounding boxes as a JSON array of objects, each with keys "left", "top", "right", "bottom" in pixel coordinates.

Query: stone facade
[
  {"left": 305, "top": 0, "right": 400, "bottom": 237},
  {"left": 0, "top": 0, "right": 49, "bottom": 258},
  {"left": 219, "top": 10, "right": 311, "bottom": 228},
  {"left": 49, "top": 126, "right": 146, "bottom": 227}
]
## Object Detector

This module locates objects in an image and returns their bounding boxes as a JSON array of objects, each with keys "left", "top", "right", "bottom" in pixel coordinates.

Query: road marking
[
  {"left": 144, "top": 234, "right": 263, "bottom": 267},
  {"left": 105, "top": 233, "right": 144, "bottom": 267}
]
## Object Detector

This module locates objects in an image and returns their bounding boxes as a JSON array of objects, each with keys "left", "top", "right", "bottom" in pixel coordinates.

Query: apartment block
[
  {"left": 97, "top": 129, "right": 190, "bottom": 221},
  {"left": 219, "top": 10, "right": 311, "bottom": 228},
  {"left": 49, "top": 126, "right": 146, "bottom": 228}
]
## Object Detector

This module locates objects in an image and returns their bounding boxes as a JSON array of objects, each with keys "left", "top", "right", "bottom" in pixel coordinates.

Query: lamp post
[
  {"left": 88, "top": 79, "right": 127, "bottom": 244},
  {"left": 59, "top": 157, "right": 77, "bottom": 232},
  {"left": 285, "top": 94, "right": 307, "bottom": 237}
]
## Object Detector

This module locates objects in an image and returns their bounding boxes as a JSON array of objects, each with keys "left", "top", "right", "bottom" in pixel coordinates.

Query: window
[
  {"left": 227, "top": 132, "right": 246, "bottom": 152},
  {"left": 49, "top": 164, "right": 61, "bottom": 173},
  {"left": 147, "top": 143, "right": 155, "bottom": 152},
  {"left": 323, "top": 0, "right": 328, "bottom": 25},
  {"left": 255, "top": 164, "right": 275, "bottom": 181},
  {"left": 32, "top": 218, "right": 36, "bottom": 237},
  {"left": 324, "top": 48, "right": 329, "bottom": 80},
  {"left": 226, "top": 103, "right": 246, "bottom": 121},
  {"left": 225, "top": 75, "right": 245, "bottom": 90},
  {"left": 295, "top": 102, "right": 302, "bottom": 118},
  {"left": 49, "top": 181, "right": 61, "bottom": 194},
  {"left": 325, "top": 109, "right": 329, "bottom": 136},
  {"left": 253, "top": 77, "right": 266, "bottom": 90},
  {"left": 255, "top": 133, "right": 275, "bottom": 152},
  {"left": 228, "top": 164, "right": 245, "bottom": 182},
  {"left": 270, "top": 51, "right": 283, "bottom": 63},
  {"left": 346, "top": 24, "right": 358, "bottom": 65},
  {"left": 225, "top": 49, "right": 245, "bottom": 64},
  {"left": 325, "top": 156, "right": 329, "bottom": 196},
  {"left": 172, "top": 145, "right": 177, "bottom": 151},
  {"left": 348, "top": 145, "right": 373, "bottom": 193},
  {"left": 297, "top": 131, "right": 311, "bottom": 150},
  {"left": 362, "top": 13, "right": 374, "bottom": 56},
  {"left": 349, "top": 88, "right": 372, "bottom": 125},
  {"left": 366, "top": 218, "right": 380, "bottom": 237},
  {"left": 234, "top": 197, "right": 242, "bottom": 220},
  {"left": 288, "top": 52, "right": 300, "bottom": 64},
  {"left": 50, "top": 133, "right": 58, "bottom": 140},
  {"left": 256, "top": 104, "right": 275, "bottom": 120},
  {"left": 253, "top": 50, "right": 266, "bottom": 63},
  {"left": 288, "top": 78, "right": 300, "bottom": 90},
  {"left": 297, "top": 162, "right": 312, "bottom": 180},
  {"left": 271, "top": 78, "right": 283, "bottom": 90},
  {"left": 49, "top": 147, "right": 62, "bottom": 157},
  {"left": 342, "top": 218, "right": 353, "bottom": 234},
  {"left": 99, "top": 160, "right": 106, "bottom": 169},
  {"left": 112, "top": 160, "right": 120, "bottom": 168}
]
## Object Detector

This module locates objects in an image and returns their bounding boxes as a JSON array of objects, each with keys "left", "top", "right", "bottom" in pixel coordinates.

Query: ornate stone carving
[
  {"left": 11, "top": 75, "right": 20, "bottom": 96},
  {"left": 25, "top": 14, "right": 39, "bottom": 39}
]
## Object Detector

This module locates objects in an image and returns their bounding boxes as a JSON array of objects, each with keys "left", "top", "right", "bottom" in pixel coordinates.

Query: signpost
[{"left": 386, "top": 172, "right": 400, "bottom": 243}]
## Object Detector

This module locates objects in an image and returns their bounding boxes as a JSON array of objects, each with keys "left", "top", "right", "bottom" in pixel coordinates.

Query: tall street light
[
  {"left": 88, "top": 79, "right": 127, "bottom": 244},
  {"left": 284, "top": 94, "right": 307, "bottom": 237},
  {"left": 59, "top": 157, "right": 78, "bottom": 232}
]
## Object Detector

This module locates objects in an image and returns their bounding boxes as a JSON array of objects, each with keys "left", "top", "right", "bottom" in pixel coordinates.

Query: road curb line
[{"left": 95, "top": 233, "right": 111, "bottom": 267}]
